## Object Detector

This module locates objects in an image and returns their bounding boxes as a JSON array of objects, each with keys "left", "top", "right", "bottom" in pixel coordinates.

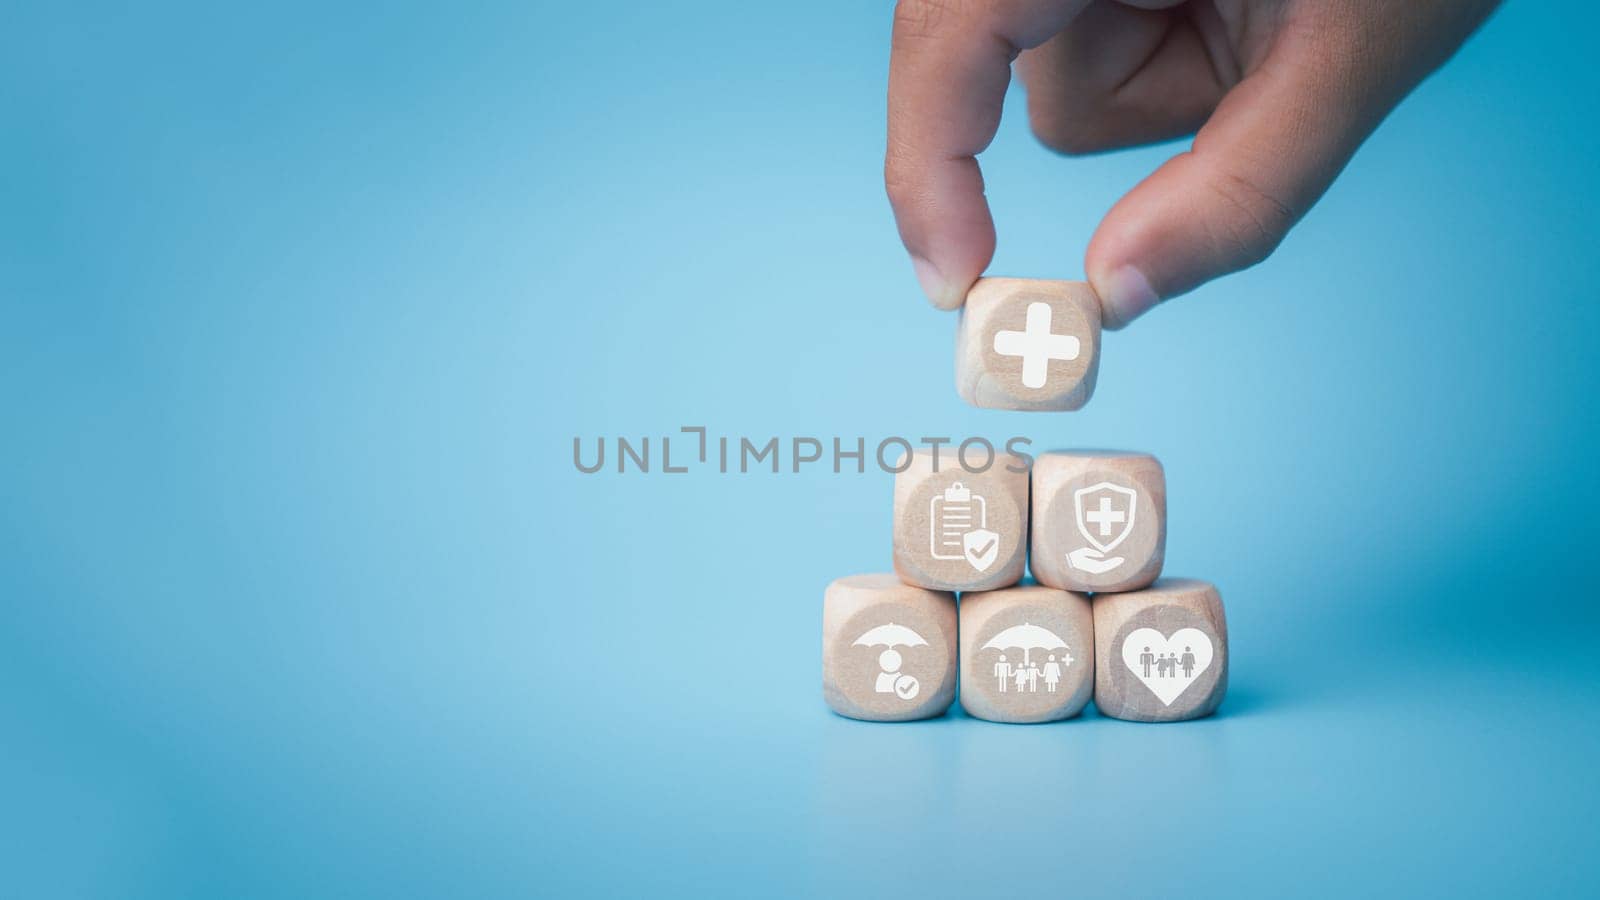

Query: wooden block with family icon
[
  {"left": 1093, "top": 579, "right": 1229, "bottom": 723},
  {"left": 958, "top": 584, "right": 1094, "bottom": 724},
  {"left": 825, "top": 444, "right": 1228, "bottom": 725}
]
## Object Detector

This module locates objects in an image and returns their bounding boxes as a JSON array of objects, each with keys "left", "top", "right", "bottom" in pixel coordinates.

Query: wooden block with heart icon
[
  {"left": 892, "top": 447, "right": 1029, "bottom": 592},
  {"left": 959, "top": 584, "right": 1094, "bottom": 724},
  {"left": 1030, "top": 450, "right": 1166, "bottom": 594},
  {"left": 822, "top": 574, "right": 958, "bottom": 722},
  {"left": 955, "top": 278, "right": 1102, "bottom": 411},
  {"left": 1093, "top": 578, "right": 1228, "bottom": 722}
]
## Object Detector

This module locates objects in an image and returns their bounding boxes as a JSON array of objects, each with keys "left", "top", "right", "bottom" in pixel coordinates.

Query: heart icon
[{"left": 1120, "top": 627, "right": 1214, "bottom": 706}]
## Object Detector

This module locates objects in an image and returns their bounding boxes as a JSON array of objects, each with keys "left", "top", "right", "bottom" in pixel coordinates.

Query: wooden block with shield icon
[
  {"left": 1030, "top": 450, "right": 1166, "bottom": 594},
  {"left": 822, "top": 574, "right": 958, "bottom": 722},
  {"left": 955, "top": 278, "right": 1102, "bottom": 411},
  {"left": 959, "top": 584, "right": 1094, "bottom": 724},
  {"left": 892, "top": 447, "right": 1030, "bottom": 592},
  {"left": 1093, "top": 578, "right": 1228, "bottom": 723}
]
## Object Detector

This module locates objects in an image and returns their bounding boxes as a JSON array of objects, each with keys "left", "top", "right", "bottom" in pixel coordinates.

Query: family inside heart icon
[{"left": 1121, "top": 627, "right": 1214, "bottom": 706}]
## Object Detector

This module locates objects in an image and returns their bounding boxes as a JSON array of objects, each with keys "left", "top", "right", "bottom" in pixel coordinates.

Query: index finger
[{"left": 886, "top": 0, "right": 1088, "bottom": 309}]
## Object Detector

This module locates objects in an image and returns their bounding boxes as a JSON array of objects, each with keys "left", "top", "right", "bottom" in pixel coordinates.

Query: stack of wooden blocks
[{"left": 822, "top": 278, "right": 1228, "bottom": 724}]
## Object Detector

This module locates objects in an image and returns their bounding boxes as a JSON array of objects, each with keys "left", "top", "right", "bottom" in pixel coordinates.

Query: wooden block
[
  {"left": 1030, "top": 450, "right": 1166, "bottom": 593},
  {"left": 1093, "top": 579, "right": 1228, "bottom": 722},
  {"left": 822, "top": 574, "right": 957, "bottom": 722},
  {"left": 959, "top": 584, "right": 1094, "bottom": 724},
  {"left": 955, "top": 278, "right": 1102, "bottom": 411},
  {"left": 892, "top": 447, "right": 1029, "bottom": 592}
]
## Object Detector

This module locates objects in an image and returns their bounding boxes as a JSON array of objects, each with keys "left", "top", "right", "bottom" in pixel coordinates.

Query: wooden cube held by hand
[
  {"left": 959, "top": 585, "right": 1094, "bottom": 724},
  {"left": 822, "top": 574, "right": 958, "bottom": 722},
  {"left": 892, "top": 448, "right": 1029, "bottom": 592},
  {"left": 1031, "top": 450, "right": 1166, "bottom": 593},
  {"left": 1093, "top": 579, "right": 1228, "bottom": 723},
  {"left": 955, "top": 278, "right": 1102, "bottom": 411}
]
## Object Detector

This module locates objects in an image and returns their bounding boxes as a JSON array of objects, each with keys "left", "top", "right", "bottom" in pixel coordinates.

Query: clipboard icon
[{"left": 929, "top": 482, "right": 1000, "bottom": 571}]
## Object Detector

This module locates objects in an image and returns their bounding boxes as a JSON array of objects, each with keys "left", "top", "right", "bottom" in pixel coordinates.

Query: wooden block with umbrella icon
[
  {"left": 823, "top": 574, "right": 957, "bottom": 722},
  {"left": 959, "top": 585, "right": 1094, "bottom": 724}
]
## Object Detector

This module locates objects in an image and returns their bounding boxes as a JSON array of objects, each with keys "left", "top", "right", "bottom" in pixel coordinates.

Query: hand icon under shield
[{"left": 1066, "top": 482, "right": 1138, "bottom": 574}]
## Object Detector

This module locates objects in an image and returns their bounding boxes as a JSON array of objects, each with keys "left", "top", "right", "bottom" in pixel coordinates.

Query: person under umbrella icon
[
  {"left": 981, "top": 623, "right": 1072, "bottom": 694},
  {"left": 852, "top": 623, "right": 929, "bottom": 701}
]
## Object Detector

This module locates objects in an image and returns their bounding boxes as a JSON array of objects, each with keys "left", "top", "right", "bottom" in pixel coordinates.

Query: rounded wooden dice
[
  {"left": 959, "top": 585, "right": 1094, "bottom": 724},
  {"left": 1093, "top": 578, "right": 1228, "bottom": 723},
  {"left": 955, "top": 278, "right": 1102, "bottom": 411},
  {"left": 892, "top": 447, "right": 1029, "bottom": 592},
  {"left": 822, "top": 574, "right": 958, "bottom": 722},
  {"left": 1031, "top": 450, "right": 1166, "bottom": 593}
]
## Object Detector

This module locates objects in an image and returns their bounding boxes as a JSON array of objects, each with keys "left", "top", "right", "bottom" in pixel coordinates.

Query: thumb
[{"left": 1083, "top": 20, "right": 1405, "bottom": 329}]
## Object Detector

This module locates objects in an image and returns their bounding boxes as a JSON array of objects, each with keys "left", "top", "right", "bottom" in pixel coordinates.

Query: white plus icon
[
  {"left": 992, "top": 302, "right": 1081, "bottom": 389},
  {"left": 1084, "top": 496, "right": 1126, "bottom": 537}
]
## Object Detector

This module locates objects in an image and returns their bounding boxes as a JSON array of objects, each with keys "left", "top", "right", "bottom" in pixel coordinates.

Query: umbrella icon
[
  {"left": 982, "top": 622, "right": 1070, "bottom": 667},
  {"left": 853, "top": 623, "right": 928, "bottom": 701},
  {"left": 852, "top": 623, "right": 929, "bottom": 649}
]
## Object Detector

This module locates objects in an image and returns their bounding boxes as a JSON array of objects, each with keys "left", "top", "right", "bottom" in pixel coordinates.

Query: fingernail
[
  {"left": 1097, "top": 264, "right": 1160, "bottom": 329},
  {"left": 911, "top": 256, "right": 962, "bottom": 310}
]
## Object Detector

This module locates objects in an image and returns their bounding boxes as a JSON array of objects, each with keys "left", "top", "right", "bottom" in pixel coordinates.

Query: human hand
[{"left": 885, "top": 0, "right": 1500, "bottom": 325}]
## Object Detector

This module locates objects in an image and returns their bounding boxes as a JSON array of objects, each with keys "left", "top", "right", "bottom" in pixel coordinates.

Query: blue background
[{"left": 4, "top": 2, "right": 1598, "bottom": 897}]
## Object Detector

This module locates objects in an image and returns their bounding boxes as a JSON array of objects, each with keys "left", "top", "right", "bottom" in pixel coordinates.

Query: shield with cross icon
[{"left": 1073, "top": 482, "right": 1138, "bottom": 554}]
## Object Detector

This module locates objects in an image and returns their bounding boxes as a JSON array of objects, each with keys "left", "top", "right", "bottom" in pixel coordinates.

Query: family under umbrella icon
[
  {"left": 853, "top": 622, "right": 927, "bottom": 700},
  {"left": 983, "top": 622, "right": 1073, "bottom": 694}
]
